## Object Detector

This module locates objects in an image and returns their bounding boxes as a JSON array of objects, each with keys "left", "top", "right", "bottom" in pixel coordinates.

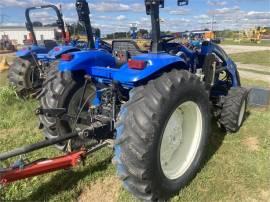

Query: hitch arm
[
  {"left": 0, "top": 133, "right": 78, "bottom": 161},
  {"left": 0, "top": 150, "right": 85, "bottom": 184}
]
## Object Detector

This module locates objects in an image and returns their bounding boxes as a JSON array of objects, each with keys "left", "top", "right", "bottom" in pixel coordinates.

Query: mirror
[{"left": 177, "top": 0, "right": 189, "bottom": 6}]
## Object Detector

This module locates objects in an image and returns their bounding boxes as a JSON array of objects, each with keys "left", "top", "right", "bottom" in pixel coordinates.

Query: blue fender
[
  {"left": 200, "top": 41, "right": 240, "bottom": 87},
  {"left": 59, "top": 50, "right": 116, "bottom": 72},
  {"left": 47, "top": 45, "right": 81, "bottom": 59},
  {"left": 59, "top": 51, "right": 187, "bottom": 87},
  {"left": 226, "top": 59, "right": 240, "bottom": 87},
  {"left": 16, "top": 45, "right": 48, "bottom": 58},
  {"left": 113, "top": 53, "right": 188, "bottom": 86}
]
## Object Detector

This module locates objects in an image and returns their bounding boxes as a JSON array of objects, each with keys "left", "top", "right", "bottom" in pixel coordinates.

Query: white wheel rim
[
  {"left": 160, "top": 101, "right": 203, "bottom": 180},
  {"left": 238, "top": 100, "right": 246, "bottom": 127}
]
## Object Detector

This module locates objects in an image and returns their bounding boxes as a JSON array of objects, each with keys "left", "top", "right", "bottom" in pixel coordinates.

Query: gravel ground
[{"left": 220, "top": 45, "right": 270, "bottom": 54}]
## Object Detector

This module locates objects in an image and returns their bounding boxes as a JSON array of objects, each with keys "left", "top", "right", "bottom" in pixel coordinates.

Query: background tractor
[
  {"left": 0, "top": 0, "right": 248, "bottom": 201},
  {"left": 0, "top": 35, "right": 16, "bottom": 53},
  {"left": 8, "top": 4, "right": 79, "bottom": 97},
  {"left": 8, "top": 4, "right": 111, "bottom": 97}
]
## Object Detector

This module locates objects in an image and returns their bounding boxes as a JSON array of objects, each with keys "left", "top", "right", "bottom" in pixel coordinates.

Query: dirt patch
[
  {"left": 260, "top": 190, "right": 270, "bottom": 202},
  {"left": 0, "top": 128, "right": 22, "bottom": 138},
  {"left": 78, "top": 176, "right": 121, "bottom": 202},
  {"left": 242, "top": 137, "right": 259, "bottom": 151}
]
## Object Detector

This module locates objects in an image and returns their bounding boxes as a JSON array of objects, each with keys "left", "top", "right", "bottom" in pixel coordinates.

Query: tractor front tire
[
  {"left": 219, "top": 87, "right": 249, "bottom": 133},
  {"left": 8, "top": 58, "right": 41, "bottom": 96},
  {"left": 114, "top": 69, "right": 211, "bottom": 201}
]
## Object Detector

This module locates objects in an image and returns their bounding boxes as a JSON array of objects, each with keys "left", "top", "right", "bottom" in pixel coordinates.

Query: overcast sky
[{"left": 0, "top": 0, "right": 269, "bottom": 35}]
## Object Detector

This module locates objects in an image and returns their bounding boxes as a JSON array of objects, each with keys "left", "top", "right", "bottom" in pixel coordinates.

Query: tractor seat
[
  {"left": 112, "top": 40, "right": 148, "bottom": 68},
  {"left": 43, "top": 40, "right": 58, "bottom": 50},
  {"left": 112, "top": 40, "right": 148, "bottom": 57}
]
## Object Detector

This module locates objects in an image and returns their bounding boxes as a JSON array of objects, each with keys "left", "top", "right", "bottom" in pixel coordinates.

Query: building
[{"left": 0, "top": 26, "right": 57, "bottom": 45}]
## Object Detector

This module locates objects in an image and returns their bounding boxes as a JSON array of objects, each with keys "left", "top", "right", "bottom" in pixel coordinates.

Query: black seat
[
  {"left": 43, "top": 40, "right": 58, "bottom": 50},
  {"left": 112, "top": 40, "right": 147, "bottom": 58}
]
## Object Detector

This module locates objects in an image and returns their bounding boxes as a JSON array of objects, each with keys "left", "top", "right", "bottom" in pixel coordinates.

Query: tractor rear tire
[
  {"left": 219, "top": 87, "right": 249, "bottom": 133},
  {"left": 114, "top": 69, "right": 211, "bottom": 201},
  {"left": 39, "top": 70, "right": 95, "bottom": 150},
  {"left": 8, "top": 58, "right": 41, "bottom": 97}
]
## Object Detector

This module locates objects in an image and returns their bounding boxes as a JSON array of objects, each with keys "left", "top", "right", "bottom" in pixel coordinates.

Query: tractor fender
[
  {"left": 226, "top": 59, "right": 240, "bottom": 87},
  {"left": 59, "top": 50, "right": 116, "bottom": 72},
  {"left": 47, "top": 45, "right": 81, "bottom": 59},
  {"left": 113, "top": 53, "right": 188, "bottom": 86},
  {"left": 16, "top": 45, "right": 48, "bottom": 58}
]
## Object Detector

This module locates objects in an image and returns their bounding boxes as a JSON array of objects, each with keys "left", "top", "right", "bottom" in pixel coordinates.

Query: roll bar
[
  {"left": 75, "top": 0, "right": 95, "bottom": 49},
  {"left": 25, "top": 5, "right": 66, "bottom": 45},
  {"left": 145, "top": 0, "right": 189, "bottom": 52}
]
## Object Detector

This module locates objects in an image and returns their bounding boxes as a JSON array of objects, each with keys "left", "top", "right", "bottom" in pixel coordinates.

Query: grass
[
  {"left": 0, "top": 83, "right": 269, "bottom": 202},
  {"left": 0, "top": 86, "right": 115, "bottom": 201},
  {"left": 229, "top": 50, "right": 270, "bottom": 67},
  {"left": 221, "top": 39, "right": 270, "bottom": 47}
]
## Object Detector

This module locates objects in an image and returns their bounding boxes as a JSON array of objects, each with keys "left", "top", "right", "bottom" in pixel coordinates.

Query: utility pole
[
  {"left": 0, "top": 8, "right": 9, "bottom": 25},
  {"left": 211, "top": 15, "right": 217, "bottom": 32},
  {"left": 206, "top": 14, "right": 217, "bottom": 31}
]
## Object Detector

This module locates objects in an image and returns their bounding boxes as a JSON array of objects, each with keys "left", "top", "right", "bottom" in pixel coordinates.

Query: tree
[
  {"left": 93, "top": 28, "right": 101, "bottom": 38},
  {"left": 137, "top": 29, "right": 149, "bottom": 38},
  {"left": 32, "top": 21, "right": 43, "bottom": 27}
]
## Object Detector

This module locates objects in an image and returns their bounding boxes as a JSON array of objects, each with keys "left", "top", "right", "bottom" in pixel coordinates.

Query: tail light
[
  {"left": 61, "top": 54, "right": 73, "bottom": 61},
  {"left": 54, "top": 47, "right": 60, "bottom": 51},
  {"left": 128, "top": 60, "right": 147, "bottom": 70}
]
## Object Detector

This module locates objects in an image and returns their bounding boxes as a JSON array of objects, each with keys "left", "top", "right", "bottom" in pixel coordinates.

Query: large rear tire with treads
[
  {"left": 39, "top": 69, "right": 95, "bottom": 151},
  {"left": 8, "top": 58, "right": 42, "bottom": 97},
  {"left": 114, "top": 69, "right": 211, "bottom": 201}
]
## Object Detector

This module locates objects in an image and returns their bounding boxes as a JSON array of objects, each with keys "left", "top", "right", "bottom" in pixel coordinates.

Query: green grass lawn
[
  {"left": 0, "top": 84, "right": 269, "bottom": 201},
  {"left": 221, "top": 39, "right": 270, "bottom": 47},
  {"left": 229, "top": 50, "right": 270, "bottom": 67}
]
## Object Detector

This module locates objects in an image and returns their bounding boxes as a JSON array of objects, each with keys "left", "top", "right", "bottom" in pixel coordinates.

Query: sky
[{"left": 0, "top": 0, "right": 269, "bottom": 35}]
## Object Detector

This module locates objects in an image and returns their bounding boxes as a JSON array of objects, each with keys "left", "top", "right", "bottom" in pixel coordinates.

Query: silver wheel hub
[
  {"left": 160, "top": 101, "right": 203, "bottom": 180},
  {"left": 238, "top": 100, "right": 246, "bottom": 127}
]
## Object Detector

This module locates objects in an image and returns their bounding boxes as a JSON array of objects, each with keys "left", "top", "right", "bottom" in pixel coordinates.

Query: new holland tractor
[
  {"left": 8, "top": 4, "right": 111, "bottom": 97},
  {"left": 0, "top": 0, "right": 248, "bottom": 201},
  {"left": 8, "top": 5, "right": 78, "bottom": 96}
]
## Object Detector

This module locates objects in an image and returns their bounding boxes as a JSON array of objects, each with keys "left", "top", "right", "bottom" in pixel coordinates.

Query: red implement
[{"left": 0, "top": 150, "right": 86, "bottom": 185}]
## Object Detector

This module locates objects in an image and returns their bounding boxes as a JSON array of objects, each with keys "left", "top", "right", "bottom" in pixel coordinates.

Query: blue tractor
[
  {"left": 8, "top": 4, "right": 82, "bottom": 96},
  {"left": 8, "top": 4, "right": 111, "bottom": 97},
  {"left": 36, "top": 0, "right": 248, "bottom": 200}
]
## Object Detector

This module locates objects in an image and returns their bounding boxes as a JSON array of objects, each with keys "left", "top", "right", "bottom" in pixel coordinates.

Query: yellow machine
[
  {"left": 135, "top": 39, "right": 151, "bottom": 51},
  {"left": 244, "top": 27, "right": 267, "bottom": 44},
  {"left": 0, "top": 57, "right": 10, "bottom": 72},
  {"left": 204, "top": 31, "right": 215, "bottom": 40}
]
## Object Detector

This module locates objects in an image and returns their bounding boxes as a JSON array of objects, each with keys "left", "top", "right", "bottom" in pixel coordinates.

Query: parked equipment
[
  {"left": 0, "top": 35, "right": 16, "bottom": 53},
  {"left": 245, "top": 27, "right": 267, "bottom": 44},
  {"left": 0, "top": 57, "right": 10, "bottom": 72},
  {"left": 1, "top": 0, "right": 248, "bottom": 201},
  {"left": 7, "top": 5, "right": 75, "bottom": 96}
]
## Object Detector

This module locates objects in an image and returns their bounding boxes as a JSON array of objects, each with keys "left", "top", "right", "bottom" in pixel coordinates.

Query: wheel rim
[
  {"left": 67, "top": 86, "right": 96, "bottom": 130},
  {"left": 160, "top": 101, "right": 203, "bottom": 180},
  {"left": 30, "top": 66, "right": 42, "bottom": 89},
  {"left": 238, "top": 100, "right": 246, "bottom": 127}
]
